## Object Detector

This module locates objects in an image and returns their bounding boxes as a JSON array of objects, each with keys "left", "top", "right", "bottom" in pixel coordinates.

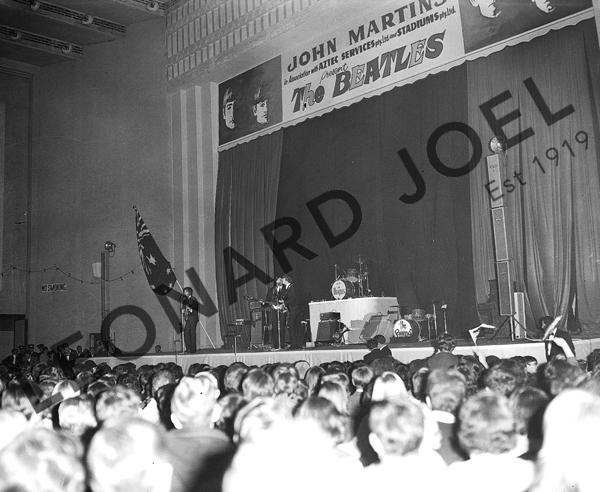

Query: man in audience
[
  {"left": 542, "top": 358, "right": 585, "bottom": 397},
  {"left": 224, "top": 362, "right": 249, "bottom": 394},
  {"left": 447, "top": 391, "right": 535, "bottom": 491},
  {"left": 425, "top": 368, "right": 467, "bottom": 464},
  {"left": 348, "top": 365, "right": 373, "bottom": 416},
  {"left": 484, "top": 359, "right": 526, "bottom": 397},
  {"left": 427, "top": 334, "right": 459, "bottom": 371},
  {"left": 364, "top": 399, "right": 446, "bottom": 489},
  {"left": 95, "top": 386, "right": 141, "bottom": 424},
  {"left": 242, "top": 368, "right": 274, "bottom": 401},
  {"left": 165, "top": 375, "right": 233, "bottom": 492},
  {"left": 88, "top": 417, "right": 173, "bottom": 492}
]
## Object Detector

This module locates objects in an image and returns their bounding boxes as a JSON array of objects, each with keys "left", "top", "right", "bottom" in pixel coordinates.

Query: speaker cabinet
[
  {"left": 513, "top": 292, "right": 526, "bottom": 339},
  {"left": 316, "top": 320, "right": 339, "bottom": 343},
  {"left": 491, "top": 208, "right": 509, "bottom": 261},
  {"left": 497, "top": 261, "right": 513, "bottom": 316}
]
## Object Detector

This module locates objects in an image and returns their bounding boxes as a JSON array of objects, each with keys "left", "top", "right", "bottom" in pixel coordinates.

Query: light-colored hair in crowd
[
  {"left": 371, "top": 371, "right": 407, "bottom": 402},
  {"left": 531, "top": 389, "right": 600, "bottom": 492},
  {"left": 95, "top": 385, "right": 141, "bottom": 424},
  {"left": 87, "top": 418, "right": 172, "bottom": 492},
  {"left": 171, "top": 375, "right": 219, "bottom": 428},
  {"left": 0, "top": 428, "right": 85, "bottom": 492},
  {"left": 317, "top": 381, "right": 349, "bottom": 414},
  {"left": 59, "top": 395, "right": 97, "bottom": 437}
]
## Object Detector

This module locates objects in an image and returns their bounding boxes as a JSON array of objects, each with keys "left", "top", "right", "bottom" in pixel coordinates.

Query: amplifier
[
  {"left": 320, "top": 311, "right": 341, "bottom": 321},
  {"left": 316, "top": 320, "right": 340, "bottom": 343}
]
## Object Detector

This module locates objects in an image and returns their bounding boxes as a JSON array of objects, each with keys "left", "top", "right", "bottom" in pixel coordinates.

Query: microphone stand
[{"left": 432, "top": 302, "right": 438, "bottom": 337}]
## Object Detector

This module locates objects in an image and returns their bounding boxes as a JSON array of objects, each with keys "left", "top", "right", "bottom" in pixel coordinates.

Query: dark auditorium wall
[
  {"left": 0, "top": 70, "right": 31, "bottom": 315},
  {"left": 27, "top": 19, "right": 173, "bottom": 352}
]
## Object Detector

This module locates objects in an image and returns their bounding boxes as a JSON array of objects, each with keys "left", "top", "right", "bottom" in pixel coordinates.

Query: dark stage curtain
[
  {"left": 215, "top": 131, "right": 282, "bottom": 340},
  {"left": 468, "top": 21, "right": 600, "bottom": 336},
  {"left": 276, "top": 65, "right": 479, "bottom": 337}
]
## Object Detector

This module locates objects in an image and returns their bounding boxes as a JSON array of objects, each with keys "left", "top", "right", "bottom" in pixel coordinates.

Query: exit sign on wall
[{"left": 41, "top": 283, "right": 68, "bottom": 293}]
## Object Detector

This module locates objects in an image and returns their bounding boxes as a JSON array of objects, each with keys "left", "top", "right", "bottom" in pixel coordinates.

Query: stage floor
[{"left": 89, "top": 337, "right": 600, "bottom": 372}]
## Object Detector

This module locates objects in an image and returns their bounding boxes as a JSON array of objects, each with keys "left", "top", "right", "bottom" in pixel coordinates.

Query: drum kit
[
  {"left": 392, "top": 308, "right": 438, "bottom": 342},
  {"left": 331, "top": 254, "right": 371, "bottom": 300}
]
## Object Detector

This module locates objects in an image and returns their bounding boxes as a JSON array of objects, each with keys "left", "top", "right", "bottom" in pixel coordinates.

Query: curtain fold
[
  {"left": 215, "top": 131, "right": 283, "bottom": 341},
  {"left": 468, "top": 20, "right": 600, "bottom": 335}
]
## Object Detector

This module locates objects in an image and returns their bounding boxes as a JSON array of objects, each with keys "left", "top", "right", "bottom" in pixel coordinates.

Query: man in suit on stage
[
  {"left": 182, "top": 287, "right": 199, "bottom": 353},
  {"left": 265, "top": 277, "right": 286, "bottom": 349},
  {"left": 281, "top": 275, "right": 303, "bottom": 350}
]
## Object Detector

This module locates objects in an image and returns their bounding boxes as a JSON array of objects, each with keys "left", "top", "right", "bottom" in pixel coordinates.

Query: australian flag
[{"left": 135, "top": 207, "right": 177, "bottom": 295}]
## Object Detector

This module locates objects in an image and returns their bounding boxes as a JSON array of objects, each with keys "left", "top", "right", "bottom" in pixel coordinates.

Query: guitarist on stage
[
  {"left": 182, "top": 287, "right": 199, "bottom": 353},
  {"left": 266, "top": 277, "right": 287, "bottom": 349}
]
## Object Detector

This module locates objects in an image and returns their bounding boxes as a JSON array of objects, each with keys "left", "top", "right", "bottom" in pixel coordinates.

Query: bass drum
[
  {"left": 331, "top": 279, "right": 355, "bottom": 300},
  {"left": 393, "top": 319, "right": 420, "bottom": 342}
]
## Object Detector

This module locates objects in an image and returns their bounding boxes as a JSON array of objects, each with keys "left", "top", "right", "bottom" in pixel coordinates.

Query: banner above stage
[{"left": 218, "top": 0, "right": 593, "bottom": 148}]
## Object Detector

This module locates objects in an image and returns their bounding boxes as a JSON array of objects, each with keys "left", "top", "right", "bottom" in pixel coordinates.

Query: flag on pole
[{"left": 134, "top": 206, "right": 177, "bottom": 295}]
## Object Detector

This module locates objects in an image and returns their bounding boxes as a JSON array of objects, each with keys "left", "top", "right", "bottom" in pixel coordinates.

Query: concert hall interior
[{"left": 4, "top": 2, "right": 600, "bottom": 492}]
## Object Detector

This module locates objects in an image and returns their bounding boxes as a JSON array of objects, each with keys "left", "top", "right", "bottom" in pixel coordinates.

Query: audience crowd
[{"left": 1, "top": 332, "right": 600, "bottom": 492}]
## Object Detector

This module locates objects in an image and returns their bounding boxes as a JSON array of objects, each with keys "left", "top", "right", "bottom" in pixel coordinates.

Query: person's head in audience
[
  {"left": 457, "top": 391, "right": 517, "bottom": 456},
  {"left": 0, "top": 409, "right": 28, "bottom": 451},
  {"left": 0, "top": 427, "right": 85, "bottom": 492},
  {"left": 53, "top": 379, "right": 80, "bottom": 400},
  {"left": 531, "top": 389, "right": 600, "bottom": 492},
  {"left": 151, "top": 369, "right": 175, "bottom": 400},
  {"left": 374, "top": 334, "right": 387, "bottom": 349},
  {"left": 509, "top": 386, "right": 548, "bottom": 455},
  {"left": 59, "top": 395, "right": 97, "bottom": 438},
  {"left": 366, "top": 338, "right": 378, "bottom": 351},
  {"left": 484, "top": 359, "right": 525, "bottom": 397},
  {"left": 351, "top": 365, "right": 374, "bottom": 393},
  {"left": 170, "top": 375, "right": 219, "bottom": 429},
  {"left": 426, "top": 368, "right": 466, "bottom": 415},
  {"left": 224, "top": 362, "right": 249, "bottom": 394},
  {"left": 411, "top": 367, "right": 430, "bottom": 402},
  {"left": 95, "top": 386, "right": 141, "bottom": 424},
  {"left": 216, "top": 393, "right": 247, "bottom": 439},
  {"left": 542, "top": 358, "right": 585, "bottom": 397},
  {"left": 1, "top": 381, "right": 38, "bottom": 419},
  {"left": 296, "top": 396, "right": 349, "bottom": 446},
  {"left": 436, "top": 334, "right": 456, "bottom": 353},
  {"left": 317, "top": 381, "right": 348, "bottom": 414},
  {"left": 304, "top": 365, "right": 325, "bottom": 396},
  {"left": 293, "top": 360, "right": 311, "bottom": 380},
  {"left": 233, "top": 397, "right": 283, "bottom": 443},
  {"left": 321, "top": 372, "right": 350, "bottom": 394},
  {"left": 88, "top": 418, "right": 172, "bottom": 492},
  {"left": 372, "top": 371, "right": 407, "bottom": 402},
  {"left": 241, "top": 368, "right": 274, "bottom": 401},
  {"left": 368, "top": 398, "right": 425, "bottom": 459},
  {"left": 456, "top": 355, "right": 485, "bottom": 396},
  {"left": 486, "top": 355, "right": 501, "bottom": 367},
  {"left": 224, "top": 419, "right": 343, "bottom": 492},
  {"left": 523, "top": 355, "right": 538, "bottom": 375},
  {"left": 274, "top": 371, "right": 298, "bottom": 396}
]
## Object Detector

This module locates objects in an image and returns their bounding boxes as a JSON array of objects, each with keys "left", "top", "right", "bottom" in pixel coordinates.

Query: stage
[{"left": 88, "top": 337, "right": 600, "bottom": 373}]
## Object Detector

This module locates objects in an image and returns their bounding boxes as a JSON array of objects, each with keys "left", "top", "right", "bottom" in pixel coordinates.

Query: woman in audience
[
  {"left": 371, "top": 371, "right": 407, "bottom": 402},
  {"left": 318, "top": 380, "right": 349, "bottom": 414},
  {"left": 304, "top": 365, "right": 325, "bottom": 395}
]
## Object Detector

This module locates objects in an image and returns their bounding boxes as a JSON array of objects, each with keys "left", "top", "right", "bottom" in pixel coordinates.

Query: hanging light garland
[{"left": 0, "top": 264, "right": 142, "bottom": 285}]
